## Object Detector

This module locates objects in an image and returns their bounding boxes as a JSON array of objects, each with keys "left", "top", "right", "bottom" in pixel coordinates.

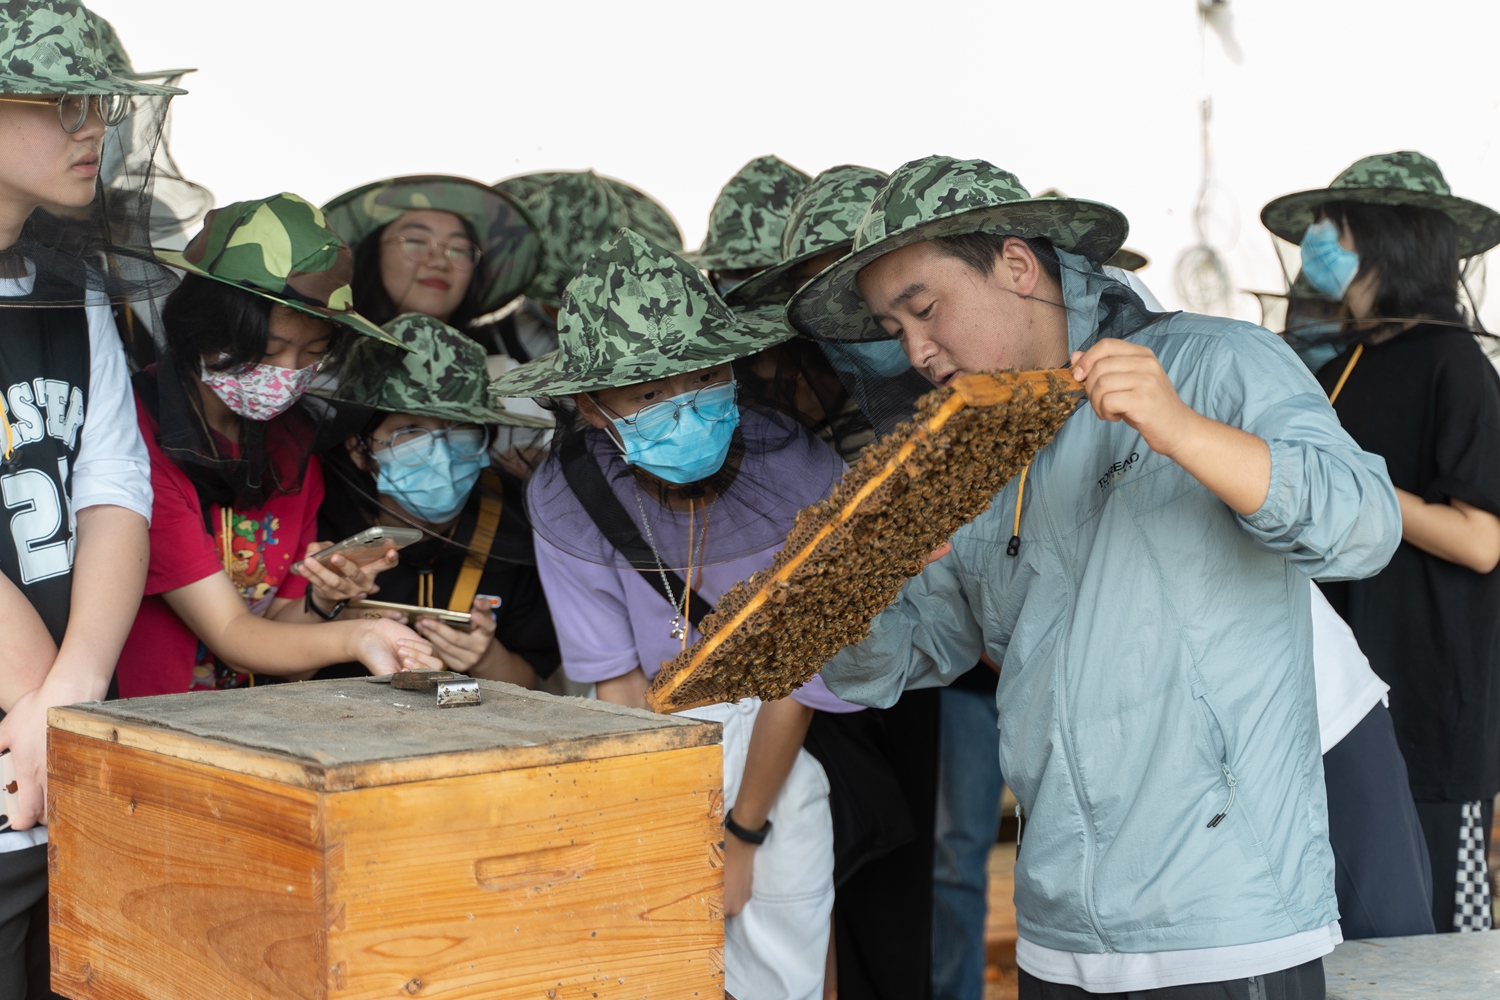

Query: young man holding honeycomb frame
[{"left": 787, "top": 156, "right": 1402, "bottom": 1000}]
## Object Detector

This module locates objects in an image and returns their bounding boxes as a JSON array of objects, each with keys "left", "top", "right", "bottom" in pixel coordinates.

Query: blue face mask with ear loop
[
  {"left": 604, "top": 381, "right": 741, "bottom": 485},
  {"left": 375, "top": 435, "right": 489, "bottom": 524},
  {"left": 1300, "top": 218, "right": 1361, "bottom": 300}
]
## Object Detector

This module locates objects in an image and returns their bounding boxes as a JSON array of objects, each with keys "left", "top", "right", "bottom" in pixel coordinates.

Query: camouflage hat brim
[
  {"left": 724, "top": 241, "right": 852, "bottom": 311},
  {"left": 788, "top": 198, "right": 1128, "bottom": 342},
  {"left": 313, "top": 387, "right": 551, "bottom": 429},
  {"left": 119, "top": 67, "right": 196, "bottom": 81},
  {"left": 155, "top": 248, "right": 406, "bottom": 350},
  {"left": 490, "top": 309, "right": 792, "bottom": 398},
  {"left": 1261, "top": 187, "right": 1500, "bottom": 258},
  {"left": 680, "top": 246, "right": 781, "bottom": 272},
  {"left": 0, "top": 71, "right": 183, "bottom": 95}
]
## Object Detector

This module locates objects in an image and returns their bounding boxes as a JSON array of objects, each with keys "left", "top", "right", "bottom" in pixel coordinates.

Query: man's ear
[
  {"left": 1000, "top": 237, "right": 1041, "bottom": 297},
  {"left": 574, "top": 393, "right": 610, "bottom": 430}
]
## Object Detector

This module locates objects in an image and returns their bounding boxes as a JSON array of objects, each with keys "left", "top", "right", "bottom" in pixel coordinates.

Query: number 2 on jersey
[{"left": 2, "top": 462, "right": 72, "bottom": 583}]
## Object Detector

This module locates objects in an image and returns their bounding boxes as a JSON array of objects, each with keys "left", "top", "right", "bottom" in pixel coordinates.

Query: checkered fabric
[{"left": 1454, "top": 800, "right": 1493, "bottom": 931}]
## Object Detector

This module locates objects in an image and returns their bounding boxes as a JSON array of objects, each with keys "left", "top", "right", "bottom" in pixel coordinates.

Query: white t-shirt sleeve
[
  {"left": 1311, "top": 584, "right": 1388, "bottom": 753},
  {"left": 72, "top": 291, "right": 152, "bottom": 522}
]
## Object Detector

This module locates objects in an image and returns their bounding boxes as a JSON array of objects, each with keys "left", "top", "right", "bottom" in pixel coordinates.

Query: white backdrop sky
[{"left": 92, "top": 0, "right": 1500, "bottom": 326}]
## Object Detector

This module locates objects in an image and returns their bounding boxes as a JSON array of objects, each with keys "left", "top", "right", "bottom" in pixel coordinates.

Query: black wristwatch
[
  {"left": 305, "top": 589, "right": 349, "bottom": 621},
  {"left": 724, "top": 809, "right": 772, "bottom": 845}
]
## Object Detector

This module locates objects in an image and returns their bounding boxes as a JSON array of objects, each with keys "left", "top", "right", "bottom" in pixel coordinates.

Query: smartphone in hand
[{"left": 293, "top": 526, "right": 423, "bottom": 573}]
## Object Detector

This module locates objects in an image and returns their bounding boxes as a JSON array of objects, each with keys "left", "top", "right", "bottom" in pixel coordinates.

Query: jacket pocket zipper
[
  {"left": 1194, "top": 685, "right": 1237, "bottom": 829},
  {"left": 1207, "top": 762, "right": 1237, "bottom": 828}
]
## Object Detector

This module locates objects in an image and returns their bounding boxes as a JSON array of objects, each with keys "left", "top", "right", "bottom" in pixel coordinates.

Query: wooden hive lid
[{"left": 49, "top": 679, "right": 719, "bottom": 791}]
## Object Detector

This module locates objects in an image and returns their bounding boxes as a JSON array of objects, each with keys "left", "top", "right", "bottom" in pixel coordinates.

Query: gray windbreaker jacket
[{"left": 821, "top": 256, "right": 1400, "bottom": 954}]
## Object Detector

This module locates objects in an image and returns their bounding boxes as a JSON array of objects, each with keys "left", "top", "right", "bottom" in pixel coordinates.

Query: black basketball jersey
[{"left": 0, "top": 280, "right": 91, "bottom": 645}]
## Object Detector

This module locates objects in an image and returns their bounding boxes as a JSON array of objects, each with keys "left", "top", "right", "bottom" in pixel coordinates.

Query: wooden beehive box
[{"left": 46, "top": 679, "right": 724, "bottom": 1000}]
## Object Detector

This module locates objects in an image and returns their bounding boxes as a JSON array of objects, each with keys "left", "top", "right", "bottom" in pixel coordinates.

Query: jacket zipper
[
  {"left": 1207, "top": 762, "right": 1238, "bottom": 828},
  {"left": 1038, "top": 466, "right": 1111, "bottom": 949},
  {"left": 1195, "top": 685, "right": 1238, "bottom": 828}
]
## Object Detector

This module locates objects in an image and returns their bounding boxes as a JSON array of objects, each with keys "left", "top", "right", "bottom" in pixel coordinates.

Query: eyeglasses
[
  {"left": 383, "top": 235, "right": 483, "bottom": 272},
  {"left": 372, "top": 423, "right": 489, "bottom": 467},
  {"left": 607, "top": 381, "right": 738, "bottom": 443},
  {"left": 0, "top": 93, "right": 130, "bottom": 133}
]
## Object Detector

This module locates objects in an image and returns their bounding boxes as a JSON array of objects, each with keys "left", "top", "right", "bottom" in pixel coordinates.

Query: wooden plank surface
[
  {"left": 48, "top": 729, "right": 326, "bottom": 1000},
  {"left": 1325, "top": 932, "right": 1500, "bottom": 998},
  {"left": 323, "top": 744, "right": 724, "bottom": 999},
  {"left": 51, "top": 680, "right": 720, "bottom": 790}
]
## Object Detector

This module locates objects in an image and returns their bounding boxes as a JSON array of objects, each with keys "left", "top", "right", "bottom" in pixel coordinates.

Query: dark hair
[
  {"left": 1324, "top": 201, "right": 1461, "bottom": 323},
  {"left": 933, "top": 232, "right": 1062, "bottom": 282},
  {"left": 351, "top": 216, "right": 487, "bottom": 328},
  {"left": 161, "top": 273, "right": 273, "bottom": 375},
  {"left": 160, "top": 274, "right": 348, "bottom": 377},
  {"left": 320, "top": 407, "right": 389, "bottom": 522}
]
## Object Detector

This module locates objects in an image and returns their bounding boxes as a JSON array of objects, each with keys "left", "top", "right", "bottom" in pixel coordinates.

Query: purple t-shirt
[{"left": 530, "top": 411, "right": 862, "bottom": 714}]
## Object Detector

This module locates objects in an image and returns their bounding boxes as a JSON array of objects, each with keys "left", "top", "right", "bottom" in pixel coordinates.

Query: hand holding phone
[{"left": 294, "top": 526, "right": 423, "bottom": 572}]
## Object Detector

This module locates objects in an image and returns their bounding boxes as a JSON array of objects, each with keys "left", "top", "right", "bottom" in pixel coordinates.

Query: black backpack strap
[{"left": 558, "top": 431, "right": 715, "bottom": 628}]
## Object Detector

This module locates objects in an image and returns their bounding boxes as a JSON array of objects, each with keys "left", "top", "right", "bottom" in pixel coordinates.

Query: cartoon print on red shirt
[{"left": 220, "top": 507, "right": 285, "bottom": 613}]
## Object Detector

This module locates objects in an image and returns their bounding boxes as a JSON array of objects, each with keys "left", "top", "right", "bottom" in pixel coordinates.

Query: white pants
[{"left": 679, "top": 698, "right": 835, "bottom": 1000}]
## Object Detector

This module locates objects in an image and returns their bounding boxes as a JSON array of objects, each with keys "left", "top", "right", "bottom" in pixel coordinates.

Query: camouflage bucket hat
[
  {"left": 726, "top": 164, "right": 889, "bottom": 310},
  {"left": 788, "top": 155, "right": 1129, "bottom": 342},
  {"left": 683, "top": 155, "right": 812, "bottom": 272},
  {"left": 1261, "top": 150, "right": 1500, "bottom": 258},
  {"left": 322, "top": 175, "right": 540, "bottom": 314},
  {"left": 321, "top": 312, "right": 549, "bottom": 427},
  {"left": 494, "top": 170, "right": 634, "bottom": 309},
  {"left": 0, "top": 1, "right": 183, "bottom": 95},
  {"left": 489, "top": 228, "right": 793, "bottom": 399},
  {"left": 89, "top": 10, "right": 192, "bottom": 80},
  {"left": 156, "top": 193, "right": 402, "bottom": 348}
]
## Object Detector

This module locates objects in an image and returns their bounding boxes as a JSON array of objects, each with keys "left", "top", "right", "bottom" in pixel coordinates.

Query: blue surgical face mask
[
  {"left": 1300, "top": 218, "right": 1361, "bottom": 300},
  {"left": 606, "top": 381, "right": 740, "bottom": 484},
  {"left": 376, "top": 436, "right": 489, "bottom": 523}
]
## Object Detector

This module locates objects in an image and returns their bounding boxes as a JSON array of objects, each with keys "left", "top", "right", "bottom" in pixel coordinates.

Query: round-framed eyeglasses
[
  {"left": 604, "top": 381, "right": 738, "bottom": 443},
  {"left": 0, "top": 93, "right": 130, "bottom": 133},
  {"left": 382, "top": 235, "right": 483, "bottom": 272},
  {"left": 372, "top": 423, "right": 490, "bottom": 468}
]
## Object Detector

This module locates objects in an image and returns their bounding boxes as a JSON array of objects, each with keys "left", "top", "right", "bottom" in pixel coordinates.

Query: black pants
[
  {"left": 1322, "top": 702, "right": 1434, "bottom": 938},
  {"left": 1018, "top": 958, "right": 1326, "bottom": 999},
  {"left": 1414, "top": 797, "right": 1495, "bottom": 932},
  {"left": 809, "top": 688, "right": 939, "bottom": 1000},
  {"left": 0, "top": 843, "right": 63, "bottom": 1000}
]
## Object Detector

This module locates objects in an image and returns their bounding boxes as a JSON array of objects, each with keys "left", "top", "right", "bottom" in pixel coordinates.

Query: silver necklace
[
  {"left": 628, "top": 481, "right": 713, "bottom": 641},
  {"left": 629, "top": 481, "right": 686, "bottom": 640}
]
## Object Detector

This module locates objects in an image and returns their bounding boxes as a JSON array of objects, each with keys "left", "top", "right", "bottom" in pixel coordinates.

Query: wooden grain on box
[{"left": 47, "top": 679, "right": 724, "bottom": 1000}]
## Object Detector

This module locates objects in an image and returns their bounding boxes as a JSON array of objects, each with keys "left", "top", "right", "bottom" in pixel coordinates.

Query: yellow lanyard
[
  {"left": 219, "top": 507, "right": 233, "bottom": 571},
  {"left": 1327, "top": 344, "right": 1363, "bottom": 405},
  {"left": 0, "top": 402, "right": 12, "bottom": 462},
  {"left": 417, "top": 570, "right": 434, "bottom": 608},
  {"left": 1006, "top": 463, "right": 1031, "bottom": 558}
]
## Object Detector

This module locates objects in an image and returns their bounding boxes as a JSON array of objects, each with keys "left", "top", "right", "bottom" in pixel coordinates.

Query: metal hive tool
[{"left": 645, "top": 368, "right": 1083, "bottom": 713}]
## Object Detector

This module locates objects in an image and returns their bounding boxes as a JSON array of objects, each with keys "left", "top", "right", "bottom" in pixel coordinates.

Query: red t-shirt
[{"left": 115, "top": 393, "right": 323, "bottom": 697}]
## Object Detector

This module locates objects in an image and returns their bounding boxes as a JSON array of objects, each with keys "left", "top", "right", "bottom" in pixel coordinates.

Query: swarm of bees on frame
[{"left": 648, "top": 372, "right": 1081, "bottom": 712}]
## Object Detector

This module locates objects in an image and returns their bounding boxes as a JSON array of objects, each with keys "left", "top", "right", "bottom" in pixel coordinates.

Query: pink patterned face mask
[{"left": 199, "top": 358, "right": 318, "bottom": 421}]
